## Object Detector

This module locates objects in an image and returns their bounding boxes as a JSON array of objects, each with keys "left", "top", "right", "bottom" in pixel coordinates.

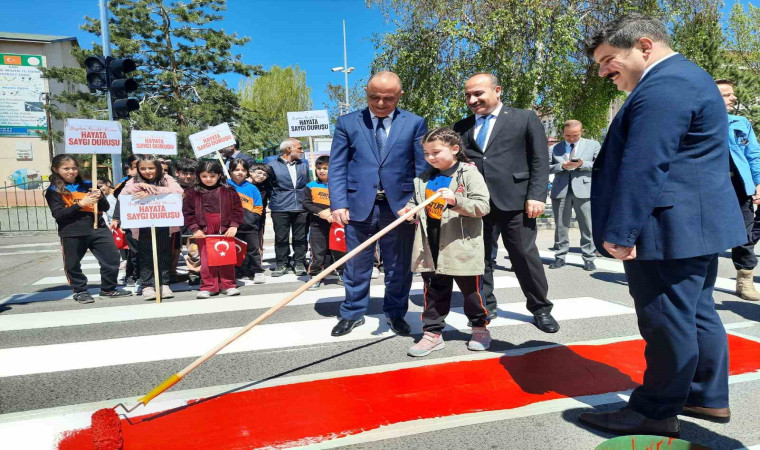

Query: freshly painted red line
[{"left": 58, "top": 335, "right": 760, "bottom": 450}]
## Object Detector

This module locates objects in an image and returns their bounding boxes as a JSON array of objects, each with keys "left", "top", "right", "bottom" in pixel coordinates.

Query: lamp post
[{"left": 331, "top": 20, "right": 354, "bottom": 116}]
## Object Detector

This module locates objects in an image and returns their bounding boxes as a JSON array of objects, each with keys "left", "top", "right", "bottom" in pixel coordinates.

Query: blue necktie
[
  {"left": 375, "top": 117, "right": 388, "bottom": 158},
  {"left": 475, "top": 115, "right": 491, "bottom": 149}
]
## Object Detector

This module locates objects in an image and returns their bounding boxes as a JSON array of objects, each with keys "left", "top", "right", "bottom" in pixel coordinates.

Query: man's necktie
[
  {"left": 569, "top": 142, "right": 576, "bottom": 160},
  {"left": 475, "top": 115, "right": 491, "bottom": 150},
  {"left": 375, "top": 117, "right": 388, "bottom": 158}
]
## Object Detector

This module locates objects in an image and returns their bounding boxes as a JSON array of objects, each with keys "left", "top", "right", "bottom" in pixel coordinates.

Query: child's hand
[
  {"left": 139, "top": 183, "right": 158, "bottom": 195},
  {"left": 109, "top": 220, "right": 120, "bottom": 230},
  {"left": 79, "top": 192, "right": 98, "bottom": 207},
  {"left": 436, "top": 188, "right": 457, "bottom": 206},
  {"left": 318, "top": 209, "right": 332, "bottom": 221},
  {"left": 224, "top": 227, "right": 238, "bottom": 238},
  {"left": 397, "top": 206, "right": 416, "bottom": 222},
  {"left": 132, "top": 191, "right": 147, "bottom": 200},
  {"left": 193, "top": 229, "right": 206, "bottom": 239}
]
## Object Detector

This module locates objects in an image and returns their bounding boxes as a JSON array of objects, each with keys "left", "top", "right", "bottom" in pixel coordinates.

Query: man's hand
[
  {"left": 753, "top": 185, "right": 760, "bottom": 205},
  {"left": 561, "top": 160, "right": 583, "bottom": 170},
  {"left": 603, "top": 241, "right": 637, "bottom": 260},
  {"left": 332, "top": 208, "right": 350, "bottom": 226},
  {"left": 525, "top": 200, "right": 545, "bottom": 219}
]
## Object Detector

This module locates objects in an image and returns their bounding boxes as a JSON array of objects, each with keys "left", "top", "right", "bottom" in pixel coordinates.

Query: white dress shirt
[
  {"left": 370, "top": 110, "right": 393, "bottom": 136},
  {"left": 640, "top": 52, "right": 679, "bottom": 83},
  {"left": 473, "top": 103, "right": 503, "bottom": 152}
]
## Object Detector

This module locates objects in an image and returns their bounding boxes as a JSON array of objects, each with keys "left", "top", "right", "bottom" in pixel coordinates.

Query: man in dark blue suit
[
  {"left": 329, "top": 71, "right": 428, "bottom": 336},
  {"left": 578, "top": 14, "right": 746, "bottom": 437}
]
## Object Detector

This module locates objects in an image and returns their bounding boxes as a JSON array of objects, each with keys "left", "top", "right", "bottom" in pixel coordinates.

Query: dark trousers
[
  {"left": 271, "top": 211, "right": 308, "bottom": 267},
  {"left": 340, "top": 199, "right": 414, "bottom": 320},
  {"left": 237, "top": 230, "right": 263, "bottom": 276},
  {"left": 124, "top": 229, "right": 139, "bottom": 280},
  {"left": 61, "top": 228, "right": 120, "bottom": 293},
  {"left": 308, "top": 219, "right": 332, "bottom": 275},
  {"left": 624, "top": 254, "right": 729, "bottom": 420},
  {"left": 483, "top": 205, "right": 552, "bottom": 315},
  {"left": 731, "top": 194, "right": 757, "bottom": 270},
  {"left": 137, "top": 227, "right": 172, "bottom": 288},
  {"left": 421, "top": 273, "right": 489, "bottom": 334}
]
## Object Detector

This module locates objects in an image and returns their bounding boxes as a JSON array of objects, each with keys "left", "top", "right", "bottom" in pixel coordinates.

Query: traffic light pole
[{"left": 100, "top": 0, "right": 122, "bottom": 183}]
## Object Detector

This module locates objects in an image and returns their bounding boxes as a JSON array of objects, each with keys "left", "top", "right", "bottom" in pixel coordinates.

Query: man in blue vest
[
  {"left": 716, "top": 79, "right": 760, "bottom": 301},
  {"left": 579, "top": 14, "right": 746, "bottom": 437}
]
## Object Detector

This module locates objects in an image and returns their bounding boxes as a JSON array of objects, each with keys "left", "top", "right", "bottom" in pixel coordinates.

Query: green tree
[
  {"left": 237, "top": 65, "right": 312, "bottom": 151},
  {"left": 324, "top": 80, "right": 365, "bottom": 125},
  {"left": 367, "top": 0, "right": 727, "bottom": 137},
  {"left": 723, "top": 2, "right": 760, "bottom": 134},
  {"left": 41, "top": 0, "right": 261, "bottom": 158}
]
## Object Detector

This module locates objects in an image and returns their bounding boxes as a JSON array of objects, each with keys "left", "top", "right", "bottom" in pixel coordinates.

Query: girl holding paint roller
[
  {"left": 183, "top": 160, "right": 244, "bottom": 298},
  {"left": 44, "top": 155, "right": 132, "bottom": 304},
  {"left": 398, "top": 127, "right": 492, "bottom": 357},
  {"left": 114, "top": 155, "right": 183, "bottom": 300}
]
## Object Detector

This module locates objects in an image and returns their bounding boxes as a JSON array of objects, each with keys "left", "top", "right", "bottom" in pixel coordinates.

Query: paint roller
[{"left": 89, "top": 192, "right": 442, "bottom": 450}]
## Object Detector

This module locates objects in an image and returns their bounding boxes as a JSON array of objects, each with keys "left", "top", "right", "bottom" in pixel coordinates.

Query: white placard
[
  {"left": 287, "top": 110, "right": 330, "bottom": 137},
  {"left": 131, "top": 130, "right": 178, "bottom": 155},
  {"left": 64, "top": 119, "right": 122, "bottom": 154},
  {"left": 119, "top": 193, "right": 184, "bottom": 228},
  {"left": 188, "top": 122, "right": 236, "bottom": 158}
]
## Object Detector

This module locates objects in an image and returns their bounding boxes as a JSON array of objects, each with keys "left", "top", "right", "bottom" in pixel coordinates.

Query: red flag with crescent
[
  {"left": 329, "top": 222, "right": 346, "bottom": 252},
  {"left": 111, "top": 228, "right": 128, "bottom": 250},
  {"left": 205, "top": 235, "right": 238, "bottom": 267},
  {"left": 234, "top": 237, "right": 247, "bottom": 267}
]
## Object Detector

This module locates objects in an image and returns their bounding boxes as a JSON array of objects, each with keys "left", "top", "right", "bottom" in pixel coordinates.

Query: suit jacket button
[{"left": 483, "top": 156, "right": 487, "bottom": 160}]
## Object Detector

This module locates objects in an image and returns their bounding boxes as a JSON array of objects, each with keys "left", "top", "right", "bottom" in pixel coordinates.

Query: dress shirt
[
  {"left": 370, "top": 110, "right": 394, "bottom": 136},
  {"left": 640, "top": 52, "right": 679, "bottom": 83},
  {"left": 473, "top": 103, "right": 503, "bottom": 152},
  {"left": 280, "top": 156, "right": 298, "bottom": 189}
]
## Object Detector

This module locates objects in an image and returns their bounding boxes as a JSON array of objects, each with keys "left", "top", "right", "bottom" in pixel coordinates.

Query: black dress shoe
[
  {"left": 680, "top": 405, "right": 731, "bottom": 423},
  {"left": 578, "top": 406, "right": 680, "bottom": 438},
  {"left": 387, "top": 317, "right": 411, "bottom": 335},
  {"left": 548, "top": 259, "right": 566, "bottom": 269},
  {"left": 331, "top": 318, "right": 365, "bottom": 336},
  {"left": 533, "top": 312, "right": 560, "bottom": 333},
  {"left": 583, "top": 261, "right": 597, "bottom": 271}
]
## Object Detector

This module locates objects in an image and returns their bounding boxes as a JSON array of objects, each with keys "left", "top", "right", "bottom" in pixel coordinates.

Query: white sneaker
[
  {"left": 223, "top": 288, "right": 241, "bottom": 296},
  {"left": 161, "top": 285, "right": 174, "bottom": 299},
  {"left": 142, "top": 286, "right": 156, "bottom": 300},
  {"left": 467, "top": 327, "right": 492, "bottom": 351},
  {"left": 196, "top": 290, "right": 212, "bottom": 299},
  {"left": 408, "top": 331, "right": 445, "bottom": 357},
  {"left": 253, "top": 273, "right": 266, "bottom": 284},
  {"left": 371, "top": 267, "right": 380, "bottom": 279}
]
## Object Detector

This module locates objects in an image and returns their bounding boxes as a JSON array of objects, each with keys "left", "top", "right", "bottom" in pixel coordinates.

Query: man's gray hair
[
  {"left": 279, "top": 138, "right": 299, "bottom": 153},
  {"left": 585, "top": 13, "right": 671, "bottom": 57},
  {"left": 470, "top": 73, "right": 499, "bottom": 88}
]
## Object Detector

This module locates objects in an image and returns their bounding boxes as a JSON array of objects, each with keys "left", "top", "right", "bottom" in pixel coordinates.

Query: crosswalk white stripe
[
  {"left": 0, "top": 242, "right": 59, "bottom": 249},
  {"left": 0, "top": 277, "right": 522, "bottom": 331},
  {"left": 0, "top": 297, "right": 633, "bottom": 377},
  {"left": 81, "top": 251, "right": 278, "bottom": 262},
  {"left": 0, "top": 249, "right": 62, "bottom": 256},
  {"left": 537, "top": 250, "right": 758, "bottom": 294}
]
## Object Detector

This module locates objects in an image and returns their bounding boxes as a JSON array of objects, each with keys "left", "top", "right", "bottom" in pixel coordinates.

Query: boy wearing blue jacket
[{"left": 228, "top": 158, "right": 266, "bottom": 284}]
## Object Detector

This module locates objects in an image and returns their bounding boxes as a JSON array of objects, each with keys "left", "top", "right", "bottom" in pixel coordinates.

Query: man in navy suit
[
  {"left": 578, "top": 14, "right": 746, "bottom": 437},
  {"left": 329, "top": 71, "right": 428, "bottom": 337}
]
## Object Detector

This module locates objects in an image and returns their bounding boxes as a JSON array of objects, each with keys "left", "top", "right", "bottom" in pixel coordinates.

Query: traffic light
[
  {"left": 107, "top": 57, "right": 139, "bottom": 119},
  {"left": 84, "top": 56, "right": 108, "bottom": 93}
]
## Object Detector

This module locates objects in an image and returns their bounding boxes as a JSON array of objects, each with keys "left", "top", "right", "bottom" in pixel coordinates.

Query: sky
[
  {"left": 1, "top": 0, "right": 753, "bottom": 118},
  {"left": 1, "top": 0, "right": 395, "bottom": 115}
]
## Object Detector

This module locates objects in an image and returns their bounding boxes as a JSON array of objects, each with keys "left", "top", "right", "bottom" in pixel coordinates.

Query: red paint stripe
[{"left": 58, "top": 335, "right": 760, "bottom": 450}]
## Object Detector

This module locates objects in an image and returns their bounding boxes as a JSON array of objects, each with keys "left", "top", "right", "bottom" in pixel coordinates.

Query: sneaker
[
  {"left": 223, "top": 288, "right": 240, "bottom": 296},
  {"left": 371, "top": 267, "right": 380, "bottom": 279},
  {"left": 336, "top": 275, "right": 344, "bottom": 286},
  {"left": 161, "top": 285, "right": 174, "bottom": 299},
  {"left": 408, "top": 331, "right": 445, "bottom": 357},
  {"left": 187, "top": 274, "right": 201, "bottom": 286},
  {"left": 271, "top": 265, "right": 288, "bottom": 277},
  {"left": 253, "top": 273, "right": 266, "bottom": 284},
  {"left": 73, "top": 291, "right": 95, "bottom": 304},
  {"left": 123, "top": 276, "right": 137, "bottom": 287},
  {"left": 142, "top": 286, "right": 156, "bottom": 300},
  {"left": 196, "top": 290, "right": 217, "bottom": 299},
  {"left": 294, "top": 264, "right": 308, "bottom": 276},
  {"left": 308, "top": 279, "right": 322, "bottom": 291},
  {"left": 467, "top": 327, "right": 492, "bottom": 351},
  {"left": 99, "top": 288, "right": 132, "bottom": 298}
]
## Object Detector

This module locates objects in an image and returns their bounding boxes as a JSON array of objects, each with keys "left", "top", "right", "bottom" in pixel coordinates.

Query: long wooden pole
[
  {"left": 135, "top": 192, "right": 441, "bottom": 406},
  {"left": 151, "top": 226, "right": 162, "bottom": 303},
  {"left": 216, "top": 151, "right": 231, "bottom": 179},
  {"left": 92, "top": 154, "right": 98, "bottom": 229}
]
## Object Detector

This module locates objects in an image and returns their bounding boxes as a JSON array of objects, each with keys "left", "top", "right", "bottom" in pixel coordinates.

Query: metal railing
[{"left": 0, "top": 180, "right": 57, "bottom": 232}]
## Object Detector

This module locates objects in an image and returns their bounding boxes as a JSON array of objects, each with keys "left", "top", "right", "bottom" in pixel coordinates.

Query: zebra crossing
[{"left": 1, "top": 240, "right": 759, "bottom": 449}]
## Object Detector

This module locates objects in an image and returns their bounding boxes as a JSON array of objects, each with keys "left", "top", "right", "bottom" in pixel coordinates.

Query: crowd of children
[{"left": 45, "top": 127, "right": 493, "bottom": 355}]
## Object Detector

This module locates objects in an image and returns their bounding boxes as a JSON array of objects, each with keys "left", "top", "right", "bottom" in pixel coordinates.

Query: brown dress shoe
[
  {"left": 578, "top": 406, "right": 680, "bottom": 438},
  {"left": 681, "top": 406, "right": 731, "bottom": 423}
]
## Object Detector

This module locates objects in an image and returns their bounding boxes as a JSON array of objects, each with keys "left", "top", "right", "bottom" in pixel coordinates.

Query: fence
[{"left": 0, "top": 180, "right": 57, "bottom": 232}]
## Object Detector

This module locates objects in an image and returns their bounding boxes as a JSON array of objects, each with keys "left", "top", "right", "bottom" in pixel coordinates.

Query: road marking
[
  {"left": 0, "top": 242, "right": 59, "bottom": 249},
  {"left": 0, "top": 297, "right": 633, "bottom": 377},
  {"left": 0, "top": 249, "right": 62, "bottom": 256},
  {"left": 0, "top": 276, "right": 521, "bottom": 331}
]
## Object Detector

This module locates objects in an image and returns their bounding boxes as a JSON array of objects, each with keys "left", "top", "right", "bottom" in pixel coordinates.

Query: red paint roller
[{"left": 85, "top": 193, "right": 441, "bottom": 449}]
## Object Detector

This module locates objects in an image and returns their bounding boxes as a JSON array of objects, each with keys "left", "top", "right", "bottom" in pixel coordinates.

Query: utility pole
[
  {"left": 100, "top": 0, "right": 122, "bottom": 183},
  {"left": 331, "top": 20, "right": 354, "bottom": 116}
]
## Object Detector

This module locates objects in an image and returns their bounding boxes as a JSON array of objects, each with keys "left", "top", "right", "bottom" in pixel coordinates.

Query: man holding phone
[{"left": 548, "top": 120, "right": 600, "bottom": 271}]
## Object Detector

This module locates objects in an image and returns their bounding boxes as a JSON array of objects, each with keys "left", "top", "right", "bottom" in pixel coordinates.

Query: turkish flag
[
  {"left": 205, "top": 235, "right": 238, "bottom": 267},
  {"left": 234, "top": 237, "right": 247, "bottom": 267},
  {"left": 111, "top": 228, "right": 128, "bottom": 250},
  {"left": 329, "top": 222, "right": 346, "bottom": 252}
]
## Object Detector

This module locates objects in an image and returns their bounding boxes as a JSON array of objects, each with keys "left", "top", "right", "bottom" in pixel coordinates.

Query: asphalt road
[{"left": 0, "top": 229, "right": 758, "bottom": 450}]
